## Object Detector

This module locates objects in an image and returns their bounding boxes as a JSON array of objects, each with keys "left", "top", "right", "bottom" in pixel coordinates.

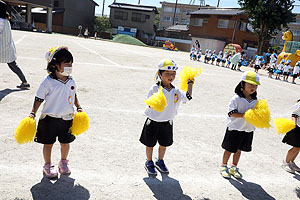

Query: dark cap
[{"left": 0, "top": 1, "right": 8, "bottom": 19}]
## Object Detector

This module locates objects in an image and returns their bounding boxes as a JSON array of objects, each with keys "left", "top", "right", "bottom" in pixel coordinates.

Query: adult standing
[
  {"left": 195, "top": 40, "right": 200, "bottom": 51},
  {"left": 0, "top": 1, "right": 30, "bottom": 88}
]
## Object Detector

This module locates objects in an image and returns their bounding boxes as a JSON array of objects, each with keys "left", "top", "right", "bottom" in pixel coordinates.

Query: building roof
[
  {"left": 89, "top": 0, "right": 99, "bottom": 7},
  {"left": 190, "top": 8, "right": 246, "bottom": 16},
  {"left": 109, "top": 3, "right": 158, "bottom": 14},
  {"left": 166, "top": 24, "right": 189, "bottom": 31}
]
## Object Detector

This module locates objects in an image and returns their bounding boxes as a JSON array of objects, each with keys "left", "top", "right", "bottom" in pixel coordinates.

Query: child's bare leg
[
  {"left": 232, "top": 150, "right": 241, "bottom": 166},
  {"left": 146, "top": 146, "right": 153, "bottom": 161},
  {"left": 43, "top": 144, "right": 53, "bottom": 163},
  {"left": 60, "top": 143, "right": 70, "bottom": 160},
  {"left": 285, "top": 147, "right": 299, "bottom": 162},
  {"left": 291, "top": 147, "right": 300, "bottom": 162},
  {"left": 222, "top": 150, "right": 232, "bottom": 165},
  {"left": 158, "top": 145, "right": 167, "bottom": 160}
]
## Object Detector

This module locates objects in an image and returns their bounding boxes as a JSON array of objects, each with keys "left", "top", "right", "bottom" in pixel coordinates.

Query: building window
[
  {"left": 114, "top": 11, "right": 128, "bottom": 20},
  {"left": 145, "top": 15, "right": 150, "bottom": 19},
  {"left": 163, "top": 16, "right": 172, "bottom": 22},
  {"left": 190, "top": 18, "right": 203, "bottom": 26},
  {"left": 290, "top": 18, "right": 300, "bottom": 25},
  {"left": 132, "top": 13, "right": 146, "bottom": 22},
  {"left": 181, "top": 18, "right": 188, "bottom": 24},
  {"left": 164, "top": 7, "right": 173, "bottom": 13},
  {"left": 54, "top": 0, "right": 59, "bottom": 7},
  {"left": 218, "top": 19, "right": 229, "bottom": 28},
  {"left": 239, "top": 22, "right": 247, "bottom": 31}
]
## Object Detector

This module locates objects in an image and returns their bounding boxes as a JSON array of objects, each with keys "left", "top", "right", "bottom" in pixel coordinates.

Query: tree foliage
[
  {"left": 94, "top": 16, "right": 111, "bottom": 33},
  {"left": 155, "top": 8, "right": 161, "bottom": 30},
  {"left": 238, "top": 0, "right": 296, "bottom": 54}
]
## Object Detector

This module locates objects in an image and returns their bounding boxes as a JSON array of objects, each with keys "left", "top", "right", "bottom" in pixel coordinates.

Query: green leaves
[{"left": 94, "top": 16, "right": 111, "bottom": 33}]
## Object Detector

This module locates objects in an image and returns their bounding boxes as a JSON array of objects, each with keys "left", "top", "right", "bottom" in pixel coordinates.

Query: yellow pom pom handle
[
  {"left": 145, "top": 86, "right": 167, "bottom": 112},
  {"left": 179, "top": 66, "right": 202, "bottom": 91},
  {"left": 274, "top": 118, "right": 295, "bottom": 135},
  {"left": 244, "top": 99, "right": 271, "bottom": 129},
  {"left": 70, "top": 112, "right": 90, "bottom": 136},
  {"left": 14, "top": 117, "right": 36, "bottom": 144}
]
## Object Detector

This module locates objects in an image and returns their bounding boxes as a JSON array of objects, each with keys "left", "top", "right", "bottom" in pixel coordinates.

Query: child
[
  {"left": 226, "top": 53, "right": 232, "bottom": 68},
  {"left": 211, "top": 50, "right": 217, "bottom": 65},
  {"left": 190, "top": 46, "right": 195, "bottom": 60},
  {"left": 216, "top": 51, "right": 223, "bottom": 66},
  {"left": 197, "top": 49, "right": 202, "bottom": 61},
  {"left": 221, "top": 52, "right": 227, "bottom": 67},
  {"left": 206, "top": 50, "right": 212, "bottom": 64},
  {"left": 204, "top": 49, "right": 209, "bottom": 63},
  {"left": 292, "top": 61, "right": 300, "bottom": 84},
  {"left": 220, "top": 71, "right": 260, "bottom": 179},
  {"left": 283, "top": 60, "right": 292, "bottom": 82},
  {"left": 231, "top": 52, "right": 241, "bottom": 70},
  {"left": 275, "top": 59, "right": 285, "bottom": 80},
  {"left": 282, "top": 100, "right": 300, "bottom": 174},
  {"left": 254, "top": 56, "right": 262, "bottom": 73},
  {"left": 29, "top": 46, "right": 83, "bottom": 178},
  {"left": 237, "top": 52, "right": 245, "bottom": 71},
  {"left": 140, "top": 58, "right": 194, "bottom": 175},
  {"left": 268, "top": 61, "right": 276, "bottom": 78}
]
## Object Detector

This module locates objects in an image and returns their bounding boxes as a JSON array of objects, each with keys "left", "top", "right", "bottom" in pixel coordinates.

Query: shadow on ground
[
  {"left": 0, "top": 88, "right": 23, "bottom": 101},
  {"left": 229, "top": 178, "right": 275, "bottom": 200},
  {"left": 144, "top": 173, "right": 204, "bottom": 200},
  {"left": 30, "top": 175, "right": 90, "bottom": 200}
]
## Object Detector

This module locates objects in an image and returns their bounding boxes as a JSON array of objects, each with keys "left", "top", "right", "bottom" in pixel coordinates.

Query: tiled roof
[
  {"left": 190, "top": 8, "right": 246, "bottom": 16},
  {"left": 109, "top": 3, "right": 158, "bottom": 14},
  {"left": 166, "top": 24, "right": 189, "bottom": 31}
]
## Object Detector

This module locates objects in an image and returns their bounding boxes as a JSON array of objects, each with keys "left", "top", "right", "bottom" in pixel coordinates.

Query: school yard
[{"left": 0, "top": 31, "right": 300, "bottom": 200}]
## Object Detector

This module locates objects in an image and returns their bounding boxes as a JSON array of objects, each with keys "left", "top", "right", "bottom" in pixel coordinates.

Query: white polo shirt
[
  {"left": 144, "top": 84, "right": 190, "bottom": 122},
  {"left": 293, "top": 65, "right": 300, "bottom": 74},
  {"left": 36, "top": 74, "right": 77, "bottom": 120},
  {"left": 292, "top": 102, "right": 300, "bottom": 127},
  {"left": 277, "top": 63, "right": 284, "bottom": 70},
  {"left": 283, "top": 64, "right": 292, "bottom": 73},
  {"left": 226, "top": 94, "right": 257, "bottom": 132}
]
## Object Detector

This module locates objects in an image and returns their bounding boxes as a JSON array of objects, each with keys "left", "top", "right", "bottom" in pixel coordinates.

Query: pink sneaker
[
  {"left": 43, "top": 163, "right": 58, "bottom": 178},
  {"left": 58, "top": 159, "right": 71, "bottom": 175}
]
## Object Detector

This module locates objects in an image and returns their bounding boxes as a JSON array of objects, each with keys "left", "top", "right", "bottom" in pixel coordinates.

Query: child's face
[
  {"left": 159, "top": 70, "right": 176, "bottom": 85},
  {"left": 244, "top": 82, "right": 258, "bottom": 95},
  {"left": 56, "top": 61, "right": 73, "bottom": 72}
]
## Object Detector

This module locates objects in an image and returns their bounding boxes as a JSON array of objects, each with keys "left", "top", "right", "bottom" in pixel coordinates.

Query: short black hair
[
  {"left": 235, "top": 81, "right": 257, "bottom": 99},
  {"left": 47, "top": 49, "right": 73, "bottom": 73}
]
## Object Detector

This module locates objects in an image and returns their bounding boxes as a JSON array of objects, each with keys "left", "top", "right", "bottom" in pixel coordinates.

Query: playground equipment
[
  {"left": 162, "top": 40, "right": 178, "bottom": 51},
  {"left": 277, "top": 30, "right": 300, "bottom": 67},
  {"left": 223, "top": 43, "right": 242, "bottom": 55}
]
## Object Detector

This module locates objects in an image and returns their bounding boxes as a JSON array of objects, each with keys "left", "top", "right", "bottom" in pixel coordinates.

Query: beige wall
[{"left": 109, "top": 8, "right": 156, "bottom": 35}]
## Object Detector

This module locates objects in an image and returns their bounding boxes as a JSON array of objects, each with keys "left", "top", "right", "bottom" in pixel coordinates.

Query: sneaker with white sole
[
  {"left": 43, "top": 163, "right": 58, "bottom": 179},
  {"left": 229, "top": 166, "right": 242, "bottom": 179},
  {"left": 220, "top": 166, "right": 231, "bottom": 179},
  {"left": 291, "top": 162, "right": 300, "bottom": 172},
  {"left": 144, "top": 160, "right": 157, "bottom": 175},
  {"left": 155, "top": 159, "right": 169, "bottom": 173},
  {"left": 58, "top": 159, "right": 71, "bottom": 175},
  {"left": 282, "top": 161, "right": 295, "bottom": 174}
]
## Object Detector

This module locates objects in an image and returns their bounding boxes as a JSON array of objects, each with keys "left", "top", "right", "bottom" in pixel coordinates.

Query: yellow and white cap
[
  {"left": 45, "top": 46, "right": 68, "bottom": 63},
  {"left": 157, "top": 58, "right": 178, "bottom": 71},
  {"left": 241, "top": 71, "right": 260, "bottom": 85}
]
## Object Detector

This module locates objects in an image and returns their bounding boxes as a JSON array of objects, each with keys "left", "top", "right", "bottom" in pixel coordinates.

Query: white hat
[{"left": 157, "top": 58, "right": 178, "bottom": 71}]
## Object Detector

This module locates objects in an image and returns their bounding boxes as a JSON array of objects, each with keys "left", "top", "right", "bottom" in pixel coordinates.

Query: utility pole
[
  {"left": 217, "top": 0, "right": 220, "bottom": 7},
  {"left": 138, "top": 0, "right": 140, "bottom": 4},
  {"left": 172, "top": 0, "right": 178, "bottom": 25},
  {"left": 102, "top": 0, "right": 105, "bottom": 16}
]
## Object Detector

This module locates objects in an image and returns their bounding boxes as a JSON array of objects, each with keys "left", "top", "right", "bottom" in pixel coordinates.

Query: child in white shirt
[
  {"left": 283, "top": 60, "right": 292, "bottom": 82},
  {"left": 292, "top": 61, "right": 300, "bottom": 84}
]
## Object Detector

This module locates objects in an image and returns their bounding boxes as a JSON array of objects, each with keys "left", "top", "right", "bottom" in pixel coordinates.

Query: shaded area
[
  {"left": 0, "top": 88, "right": 23, "bottom": 102},
  {"left": 143, "top": 173, "right": 194, "bottom": 200},
  {"left": 295, "top": 187, "right": 300, "bottom": 199},
  {"left": 229, "top": 178, "right": 275, "bottom": 200},
  {"left": 113, "top": 34, "right": 147, "bottom": 46},
  {"left": 31, "top": 175, "right": 90, "bottom": 200}
]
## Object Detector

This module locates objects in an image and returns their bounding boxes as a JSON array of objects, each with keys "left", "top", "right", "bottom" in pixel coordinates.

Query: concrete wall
[
  {"left": 109, "top": 8, "right": 156, "bottom": 35},
  {"left": 192, "top": 37, "right": 226, "bottom": 53}
]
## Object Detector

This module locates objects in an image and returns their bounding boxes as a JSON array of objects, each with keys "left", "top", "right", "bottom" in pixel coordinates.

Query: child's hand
[
  {"left": 29, "top": 112, "right": 35, "bottom": 119},
  {"left": 77, "top": 107, "right": 83, "bottom": 112},
  {"left": 187, "top": 79, "right": 194, "bottom": 84}
]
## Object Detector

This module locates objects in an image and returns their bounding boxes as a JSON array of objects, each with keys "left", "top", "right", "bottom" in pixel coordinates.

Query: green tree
[
  {"left": 155, "top": 7, "right": 161, "bottom": 30},
  {"left": 238, "top": 0, "right": 296, "bottom": 55},
  {"left": 94, "top": 16, "right": 111, "bottom": 33}
]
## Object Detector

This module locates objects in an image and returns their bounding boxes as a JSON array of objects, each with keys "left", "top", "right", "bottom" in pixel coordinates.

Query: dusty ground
[{"left": 1, "top": 31, "right": 300, "bottom": 200}]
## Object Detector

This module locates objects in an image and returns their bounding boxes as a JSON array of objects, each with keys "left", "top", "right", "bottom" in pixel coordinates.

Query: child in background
[
  {"left": 190, "top": 46, "right": 195, "bottom": 60},
  {"left": 226, "top": 53, "right": 232, "bottom": 68},
  {"left": 216, "top": 51, "right": 223, "bottom": 66},
  {"left": 140, "top": 58, "right": 194, "bottom": 175},
  {"left": 221, "top": 52, "right": 227, "bottom": 67},
  {"left": 197, "top": 49, "right": 202, "bottom": 61},
  {"left": 204, "top": 49, "right": 209, "bottom": 63},
  {"left": 268, "top": 61, "right": 276, "bottom": 78},
  {"left": 254, "top": 56, "right": 262, "bottom": 73},
  {"left": 281, "top": 100, "right": 300, "bottom": 174},
  {"left": 292, "top": 61, "right": 300, "bottom": 84},
  {"left": 283, "top": 60, "right": 292, "bottom": 82},
  {"left": 29, "top": 47, "right": 83, "bottom": 178},
  {"left": 275, "top": 59, "right": 285, "bottom": 80},
  {"left": 220, "top": 71, "right": 260, "bottom": 179},
  {"left": 211, "top": 50, "right": 217, "bottom": 65},
  {"left": 206, "top": 50, "right": 212, "bottom": 64}
]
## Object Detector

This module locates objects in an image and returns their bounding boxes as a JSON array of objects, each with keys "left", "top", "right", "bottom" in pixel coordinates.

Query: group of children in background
[{"left": 190, "top": 47, "right": 300, "bottom": 84}]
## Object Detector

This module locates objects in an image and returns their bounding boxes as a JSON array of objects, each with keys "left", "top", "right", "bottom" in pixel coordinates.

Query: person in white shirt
[
  {"left": 221, "top": 52, "right": 227, "bottom": 67},
  {"left": 292, "top": 61, "right": 300, "bottom": 84},
  {"left": 283, "top": 59, "right": 293, "bottom": 82},
  {"left": 190, "top": 46, "right": 195, "bottom": 60},
  {"left": 140, "top": 58, "right": 194, "bottom": 175},
  {"left": 0, "top": 1, "right": 30, "bottom": 88},
  {"left": 216, "top": 51, "right": 223, "bottom": 66},
  {"left": 226, "top": 52, "right": 232, "bottom": 68},
  {"left": 206, "top": 50, "right": 212, "bottom": 63},
  {"left": 197, "top": 49, "right": 202, "bottom": 61},
  {"left": 281, "top": 100, "right": 300, "bottom": 174},
  {"left": 268, "top": 60, "right": 276, "bottom": 78},
  {"left": 254, "top": 56, "right": 262, "bottom": 73},
  {"left": 275, "top": 59, "right": 285, "bottom": 80},
  {"left": 211, "top": 50, "right": 217, "bottom": 65},
  {"left": 204, "top": 49, "right": 209, "bottom": 63},
  {"left": 29, "top": 46, "right": 83, "bottom": 179},
  {"left": 220, "top": 71, "right": 260, "bottom": 179}
]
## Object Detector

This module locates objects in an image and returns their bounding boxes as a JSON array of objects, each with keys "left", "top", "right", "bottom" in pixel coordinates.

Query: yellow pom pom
[
  {"left": 70, "top": 112, "right": 90, "bottom": 136},
  {"left": 274, "top": 118, "right": 295, "bottom": 135},
  {"left": 179, "top": 66, "right": 202, "bottom": 91},
  {"left": 14, "top": 117, "right": 36, "bottom": 144},
  {"left": 244, "top": 99, "right": 271, "bottom": 129},
  {"left": 145, "top": 86, "right": 167, "bottom": 112}
]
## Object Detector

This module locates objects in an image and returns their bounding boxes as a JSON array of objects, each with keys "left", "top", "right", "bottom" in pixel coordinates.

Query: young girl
[
  {"left": 268, "top": 61, "right": 276, "bottom": 78},
  {"left": 211, "top": 50, "right": 217, "bottom": 65},
  {"left": 282, "top": 100, "right": 300, "bottom": 174},
  {"left": 216, "top": 51, "right": 223, "bottom": 66},
  {"left": 220, "top": 71, "right": 260, "bottom": 179},
  {"left": 283, "top": 60, "right": 292, "bottom": 82},
  {"left": 29, "top": 46, "right": 83, "bottom": 178},
  {"left": 197, "top": 49, "right": 202, "bottom": 61},
  {"left": 140, "top": 58, "right": 194, "bottom": 175},
  {"left": 221, "top": 52, "right": 227, "bottom": 67},
  {"left": 254, "top": 56, "right": 262, "bottom": 73},
  {"left": 292, "top": 61, "right": 300, "bottom": 84},
  {"left": 275, "top": 59, "right": 285, "bottom": 80},
  {"left": 226, "top": 53, "right": 232, "bottom": 68}
]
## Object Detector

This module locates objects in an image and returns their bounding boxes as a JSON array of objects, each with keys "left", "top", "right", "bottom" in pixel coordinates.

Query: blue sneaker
[
  {"left": 155, "top": 159, "right": 169, "bottom": 173},
  {"left": 144, "top": 160, "right": 157, "bottom": 175}
]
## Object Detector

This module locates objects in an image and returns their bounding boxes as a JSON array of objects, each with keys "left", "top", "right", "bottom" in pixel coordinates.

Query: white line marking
[
  {"left": 15, "top": 35, "right": 27, "bottom": 45},
  {"left": 76, "top": 42, "right": 120, "bottom": 66}
]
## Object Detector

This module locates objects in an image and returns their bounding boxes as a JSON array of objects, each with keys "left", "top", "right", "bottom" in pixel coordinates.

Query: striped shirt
[{"left": 0, "top": 18, "right": 17, "bottom": 63}]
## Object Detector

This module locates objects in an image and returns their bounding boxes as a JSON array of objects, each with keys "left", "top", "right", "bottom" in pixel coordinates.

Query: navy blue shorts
[{"left": 221, "top": 128, "right": 254, "bottom": 153}]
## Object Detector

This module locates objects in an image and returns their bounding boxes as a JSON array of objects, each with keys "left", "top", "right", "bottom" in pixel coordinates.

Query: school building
[{"left": 188, "top": 7, "right": 259, "bottom": 53}]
